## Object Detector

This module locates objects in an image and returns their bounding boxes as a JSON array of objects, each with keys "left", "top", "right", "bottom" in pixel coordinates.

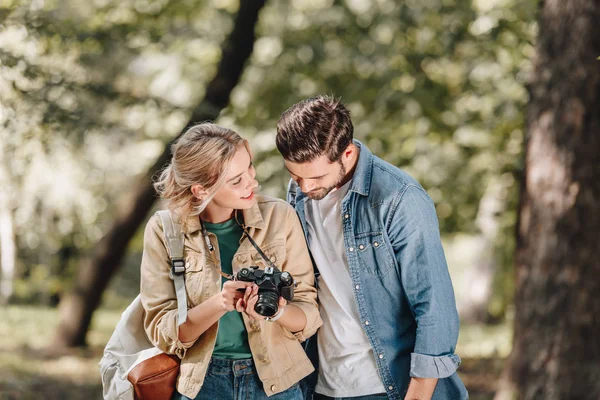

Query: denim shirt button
[
  {"left": 349, "top": 247, "right": 355, "bottom": 252},
  {"left": 379, "top": 354, "right": 383, "bottom": 359},
  {"left": 365, "top": 320, "right": 370, "bottom": 325},
  {"left": 358, "top": 244, "right": 365, "bottom": 250},
  {"left": 373, "top": 242, "right": 379, "bottom": 247},
  {"left": 355, "top": 285, "right": 360, "bottom": 290},
  {"left": 344, "top": 213, "right": 349, "bottom": 219},
  {"left": 388, "top": 386, "right": 393, "bottom": 390}
]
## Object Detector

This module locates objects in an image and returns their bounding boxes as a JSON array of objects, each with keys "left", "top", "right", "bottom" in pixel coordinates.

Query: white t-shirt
[{"left": 305, "top": 180, "right": 386, "bottom": 397}]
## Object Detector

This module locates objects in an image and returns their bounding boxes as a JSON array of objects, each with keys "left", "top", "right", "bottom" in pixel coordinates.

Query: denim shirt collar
[{"left": 347, "top": 139, "right": 373, "bottom": 197}]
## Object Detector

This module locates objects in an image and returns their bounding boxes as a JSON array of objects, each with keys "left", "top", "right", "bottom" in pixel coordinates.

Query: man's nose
[{"left": 300, "top": 180, "right": 316, "bottom": 193}]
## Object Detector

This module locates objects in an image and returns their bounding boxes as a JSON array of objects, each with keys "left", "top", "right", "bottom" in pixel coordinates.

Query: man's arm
[
  {"left": 387, "top": 185, "right": 462, "bottom": 400},
  {"left": 405, "top": 377, "right": 438, "bottom": 400}
]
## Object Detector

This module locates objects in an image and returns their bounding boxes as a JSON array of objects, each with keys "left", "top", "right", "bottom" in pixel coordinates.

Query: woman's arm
[{"left": 178, "top": 280, "right": 252, "bottom": 343}]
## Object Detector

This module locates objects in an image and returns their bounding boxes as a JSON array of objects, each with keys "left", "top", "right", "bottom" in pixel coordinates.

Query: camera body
[{"left": 236, "top": 266, "right": 295, "bottom": 317}]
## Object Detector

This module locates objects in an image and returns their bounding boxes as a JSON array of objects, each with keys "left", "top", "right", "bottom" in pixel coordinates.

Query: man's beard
[{"left": 305, "top": 162, "right": 347, "bottom": 201}]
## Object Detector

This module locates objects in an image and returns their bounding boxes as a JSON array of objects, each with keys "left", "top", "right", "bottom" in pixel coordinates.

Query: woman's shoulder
[{"left": 255, "top": 194, "right": 295, "bottom": 217}]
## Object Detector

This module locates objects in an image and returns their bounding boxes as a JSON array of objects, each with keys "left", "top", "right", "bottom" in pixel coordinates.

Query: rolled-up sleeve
[
  {"left": 282, "top": 206, "right": 322, "bottom": 342},
  {"left": 140, "top": 215, "right": 195, "bottom": 359},
  {"left": 388, "top": 185, "right": 461, "bottom": 378}
]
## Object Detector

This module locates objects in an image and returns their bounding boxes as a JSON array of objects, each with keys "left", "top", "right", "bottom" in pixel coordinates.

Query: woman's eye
[{"left": 233, "top": 178, "right": 242, "bottom": 186}]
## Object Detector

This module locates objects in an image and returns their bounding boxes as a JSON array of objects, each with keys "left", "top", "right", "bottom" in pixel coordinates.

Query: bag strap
[{"left": 157, "top": 210, "right": 188, "bottom": 326}]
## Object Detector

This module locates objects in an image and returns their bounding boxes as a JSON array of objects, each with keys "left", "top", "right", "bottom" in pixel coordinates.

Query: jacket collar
[
  {"left": 347, "top": 139, "right": 372, "bottom": 197},
  {"left": 182, "top": 197, "right": 265, "bottom": 234}
]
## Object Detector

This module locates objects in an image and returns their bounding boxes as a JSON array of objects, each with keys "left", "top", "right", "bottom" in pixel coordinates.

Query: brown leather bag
[{"left": 127, "top": 353, "right": 180, "bottom": 400}]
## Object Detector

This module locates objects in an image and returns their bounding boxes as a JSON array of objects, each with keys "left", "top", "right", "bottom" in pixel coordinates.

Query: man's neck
[{"left": 337, "top": 146, "right": 360, "bottom": 189}]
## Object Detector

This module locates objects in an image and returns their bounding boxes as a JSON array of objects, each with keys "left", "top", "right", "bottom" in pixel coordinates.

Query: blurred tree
[
  {"left": 220, "top": 0, "right": 536, "bottom": 321},
  {"left": 0, "top": 0, "right": 237, "bottom": 304},
  {"left": 495, "top": 0, "right": 600, "bottom": 398},
  {"left": 2, "top": 0, "right": 538, "bottom": 341},
  {"left": 53, "top": 0, "right": 267, "bottom": 348}
]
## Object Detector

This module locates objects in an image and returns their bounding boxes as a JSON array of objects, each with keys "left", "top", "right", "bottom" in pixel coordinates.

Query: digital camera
[{"left": 236, "top": 266, "right": 295, "bottom": 317}]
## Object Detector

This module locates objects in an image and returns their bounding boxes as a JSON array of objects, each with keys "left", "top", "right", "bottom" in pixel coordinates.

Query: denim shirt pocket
[{"left": 354, "top": 231, "right": 395, "bottom": 276}]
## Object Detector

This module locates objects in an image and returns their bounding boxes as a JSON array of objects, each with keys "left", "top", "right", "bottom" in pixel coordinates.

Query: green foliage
[{"left": 1, "top": 0, "right": 536, "bottom": 306}]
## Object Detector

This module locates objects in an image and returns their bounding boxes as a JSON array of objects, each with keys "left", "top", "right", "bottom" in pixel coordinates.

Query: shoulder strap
[{"left": 157, "top": 210, "right": 188, "bottom": 326}]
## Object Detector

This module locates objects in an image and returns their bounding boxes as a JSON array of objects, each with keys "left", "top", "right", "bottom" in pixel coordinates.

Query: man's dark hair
[{"left": 276, "top": 95, "right": 354, "bottom": 163}]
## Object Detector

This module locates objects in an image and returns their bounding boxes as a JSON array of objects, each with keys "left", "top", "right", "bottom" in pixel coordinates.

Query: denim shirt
[{"left": 287, "top": 141, "right": 468, "bottom": 399}]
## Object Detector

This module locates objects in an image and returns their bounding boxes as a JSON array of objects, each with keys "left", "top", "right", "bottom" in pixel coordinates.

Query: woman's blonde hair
[{"left": 154, "top": 123, "right": 250, "bottom": 224}]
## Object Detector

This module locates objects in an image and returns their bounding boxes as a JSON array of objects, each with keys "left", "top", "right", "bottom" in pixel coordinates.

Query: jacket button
[
  {"left": 344, "top": 214, "right": 349, "bottom": 219},
  {"left": 260, "top": 356, "right": 269, "bottom": 363},
  {"left": 270, "top": 384, "right": 277, "bottom": 392},
  {"left": 374, "top": 242, "right": 380, "bottom": 247},
  {"left": 388, "top": 385, "right": 394, "bottom": 390},
  {"left": 365, "top": 320, "right": 370, "bottom": 325},
  {"left": 358, "top": 244, "right": 365, "bottom": 250},
  {"left": 349, "top": 247, "right": 354, "bottom": 252}
]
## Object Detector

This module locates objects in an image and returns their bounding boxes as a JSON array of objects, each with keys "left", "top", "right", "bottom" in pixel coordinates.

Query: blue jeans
[
  {"left": 172, "top": 357, "right": 303, "bottom": 400},
  {"left": 313, "top": 394, "right": 388, "bottom": 400}
]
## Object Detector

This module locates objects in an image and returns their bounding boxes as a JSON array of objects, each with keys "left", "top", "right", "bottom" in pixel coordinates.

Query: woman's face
[{"left": 200, "top": 145, "right": 258, "bottom": 220}]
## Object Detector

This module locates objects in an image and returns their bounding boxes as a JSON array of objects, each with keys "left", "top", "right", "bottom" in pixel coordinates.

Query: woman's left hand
[{"left": 236, "top": 284, "right": 287, "bottom": 321}]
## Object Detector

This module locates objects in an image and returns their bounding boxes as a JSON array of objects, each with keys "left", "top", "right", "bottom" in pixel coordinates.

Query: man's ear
[
  {"left": 191, "top": 184, "right": 208, "bottom": 200},
  {"left": 343, "top": 142, "right": 356, "bottom": 161}
]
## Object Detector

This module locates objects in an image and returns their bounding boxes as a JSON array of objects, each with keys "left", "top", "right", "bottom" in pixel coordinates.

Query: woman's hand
[
  {"left": 236, "top": 284, "right": 287, "bottom": 320},
  {"left": 218, "top": 280, "right": 253, "bottom": 312}
]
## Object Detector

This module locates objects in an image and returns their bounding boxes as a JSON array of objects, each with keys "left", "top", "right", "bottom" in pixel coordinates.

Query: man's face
[{"left": 285, "top": 154, "right": 346, "bottom": 200}]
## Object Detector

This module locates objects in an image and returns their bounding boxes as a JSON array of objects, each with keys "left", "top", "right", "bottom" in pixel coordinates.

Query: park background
[{"left": 0, "top": 0, "right": 598, "bottom": 399}]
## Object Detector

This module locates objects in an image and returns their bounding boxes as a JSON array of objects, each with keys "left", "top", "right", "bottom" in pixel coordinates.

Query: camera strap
[
  {"left": 235, "top": 210, "right": 278, "bottom": 272},
  {"left": 198, "top": 217, "right": 235, "bottom": 281}
]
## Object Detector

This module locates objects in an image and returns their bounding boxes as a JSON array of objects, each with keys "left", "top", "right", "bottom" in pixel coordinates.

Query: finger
[
  {"left": 278, "top": 297, "right": 287, "bottom": 308},
  {"left": 225, "top": 280, "right": 254, "bottom": 290},
  {"left": 235, "top": 298, "right": 245, "bottom": 313},
  {"left": 242, "top": 286, "right": 252, "bottom": 304},
  {"left": 245, "top": 295, "right": 261, "bottom": 320}
]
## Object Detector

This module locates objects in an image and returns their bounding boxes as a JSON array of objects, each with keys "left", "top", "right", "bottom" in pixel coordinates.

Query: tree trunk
[
  {"left": 0, "top": 158, "right": 16, "bottom": 304},
  {"left": 53, "top": 0, "right": 267, "bottom": 348},
  {"left": 459, "top": 177, "right": 505, "bottom": 323},
  {"left": 0, "top": 193, "right": 16, "bottom": 305},
  {"left": 496, "top": 1, "right": 600, "bottom": 399}
]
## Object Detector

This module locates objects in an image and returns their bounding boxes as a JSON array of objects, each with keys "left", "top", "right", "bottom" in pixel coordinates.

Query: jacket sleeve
[
  {"left": 140, "top": 214, "right": 195, "bottom": 359},
  {"left": 387, "top": 185, "right": 461, "bottom": 379},
  {"left": 281, "top": 205, "right": 322, "bottom": 342}
]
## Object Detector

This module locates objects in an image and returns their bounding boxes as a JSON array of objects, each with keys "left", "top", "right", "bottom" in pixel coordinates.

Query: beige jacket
[{"left": 140, "top": 195, "right": 322, "bottom": 398}]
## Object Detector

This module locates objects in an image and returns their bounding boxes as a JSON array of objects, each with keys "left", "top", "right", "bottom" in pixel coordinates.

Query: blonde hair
[{"left": 154, "top": 123, "right": 250, "bottom": 224}]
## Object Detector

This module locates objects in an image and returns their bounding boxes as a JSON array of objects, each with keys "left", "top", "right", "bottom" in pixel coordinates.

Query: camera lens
[{"left": 255, "top": 290, "right": 279, "bottom": 317}]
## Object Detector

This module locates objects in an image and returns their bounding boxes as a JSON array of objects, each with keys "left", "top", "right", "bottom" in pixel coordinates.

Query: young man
[{"left": 275, "top": 95, "right": 467, "bottom": 400}]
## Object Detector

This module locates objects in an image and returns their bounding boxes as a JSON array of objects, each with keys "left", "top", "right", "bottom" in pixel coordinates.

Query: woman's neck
[{"left": 200, "top": 205, "right": 235, "bottom": 224}]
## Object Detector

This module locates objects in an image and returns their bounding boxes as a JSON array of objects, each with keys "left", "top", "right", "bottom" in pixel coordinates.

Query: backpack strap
[{"left": 157, "top": 210, "right": 188, "bottom": 326}]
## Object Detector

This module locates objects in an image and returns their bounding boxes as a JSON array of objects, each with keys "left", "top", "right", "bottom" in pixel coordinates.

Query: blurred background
[{"left": 1, "top": 0, "right": 597, "bottom": 399}]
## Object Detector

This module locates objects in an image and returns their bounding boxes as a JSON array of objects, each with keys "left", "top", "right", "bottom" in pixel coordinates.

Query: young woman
[{"left": 141, "top": 123, "right": 322, "bottom": 400}]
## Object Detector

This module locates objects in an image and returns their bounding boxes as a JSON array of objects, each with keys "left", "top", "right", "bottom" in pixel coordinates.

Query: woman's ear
[{"left": 191, "top": 184, "right": 208, "bottom": 200}]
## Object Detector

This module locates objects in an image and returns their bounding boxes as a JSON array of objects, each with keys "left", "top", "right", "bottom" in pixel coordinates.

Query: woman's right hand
[{"left": 217, "top": 280, "right": 253, "bottom": 312}]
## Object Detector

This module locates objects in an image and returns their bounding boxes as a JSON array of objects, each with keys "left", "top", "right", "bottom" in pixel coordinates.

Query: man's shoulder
[{"left": 367, "top": 153, "right": 423, "bottom": 197}]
